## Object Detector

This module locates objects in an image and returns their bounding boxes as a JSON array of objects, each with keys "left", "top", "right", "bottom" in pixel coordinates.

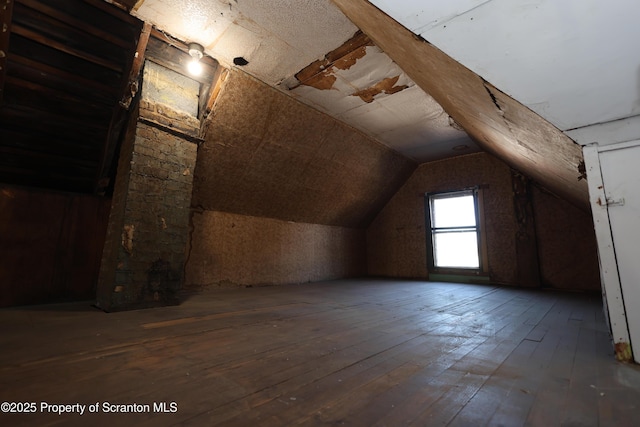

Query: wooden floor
[{"left": 1, "top": 279, "right": 640, "bottom": 427}]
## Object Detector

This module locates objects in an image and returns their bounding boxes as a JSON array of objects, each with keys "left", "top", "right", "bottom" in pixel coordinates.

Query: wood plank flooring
[{"left": 1, "top": 279, "right": 639, "bottom": 426}]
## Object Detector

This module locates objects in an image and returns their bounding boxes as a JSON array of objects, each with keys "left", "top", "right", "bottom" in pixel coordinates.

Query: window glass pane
[
  {"left": 431, "top": 195, "right": 476, "bottom": 228},
  {"left": 434, "top": 231, "right": 479, "bottom": 268}
]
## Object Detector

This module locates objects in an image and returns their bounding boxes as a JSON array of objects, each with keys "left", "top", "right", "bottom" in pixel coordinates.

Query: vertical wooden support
[
  {"left": 0, "top": 0, "right": 14, "bottom": 104},
  {"left": 120, "top": 21, "right": 151, "bottom": 109},
  {"left": 95, "top": 21, "right": 151, "bottom": 194},
  {"left": 511, "top": 171, "right": 541, "bottom": 287},
  {"left": 582, "top": 143, "right": 632, "bottom": 361}
]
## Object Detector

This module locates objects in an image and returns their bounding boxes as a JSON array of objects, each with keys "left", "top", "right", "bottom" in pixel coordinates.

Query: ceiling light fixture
[{"left": 187, "top": 42, "right": 204, "bottom": 76}]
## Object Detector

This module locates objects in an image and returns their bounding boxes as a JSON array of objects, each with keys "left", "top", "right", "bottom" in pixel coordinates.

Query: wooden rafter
[
  {"left": 120, "top": 21, "right": 151, "bottom": 109},
  {"left": 0, "top": 0, "right": 14, "bottom": 104}
]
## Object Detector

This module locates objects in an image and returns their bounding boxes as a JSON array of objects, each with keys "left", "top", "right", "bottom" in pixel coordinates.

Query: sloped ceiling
[
  {"left": 0, "top": 0, "right": 142, "bottom": 193},
  {"left": 332, "top": 0, "right": 589, "bottom": 209},
  {"left": 131, "top": 0, "right": 592, "bottom": 209},
  {"left": 131, "top": 0, "right": 480, "bottom": 163},
  {"left": 370, "top": 0, "right": 640, "bottom": 134},
  {"left": 192, "top": 70, "right": 416, "bottom": 228},
  {"left": 1, "top": 0, "right": 606, "bottom": 212}
]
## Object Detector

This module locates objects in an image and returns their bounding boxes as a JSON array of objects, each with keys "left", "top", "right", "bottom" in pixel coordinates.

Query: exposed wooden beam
[
  {"left": 120, "top": 21, "right": 151, "bottom": 109},
  {"left": 5, "top": 75, "right": 110, "bottom": 111},
  {"left": 81, "top": 0, "right": 141, "bottom": 25},
  {"left": 9, "top": 54, "right": 118, "bottom": 102},
  {"left": 0, "top": 146, "right": 98, "bottom": 169},
  {"left": 17, "top": 0, "right": 131, "bottom": 48},
  {"left": 11, "top": 24, "right": 124, "bottom": 72},
  {"left": 0, "top": 129, "right": 100, "bottom": 160},
  {"left": 9, "top": 34, "right": 122, "bottom": 87},
  {"left": 200, "top": 67, "right": 228, "bottom": 122},
  {"left": 0, "top": 0, "right": 14, "bottom": 104},
  {"left": 95, "top": 21, "right": 149, "bottom": 194},
  {"left": 332, "top": 0, "right": 589, "bottom": 210},
  {"left": 3, "top": 104, "right": 109, "bottom": 133}
]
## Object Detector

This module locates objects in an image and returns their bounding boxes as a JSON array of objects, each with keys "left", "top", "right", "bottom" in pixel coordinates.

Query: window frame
[{"left": 425, "top": 188, "right": 487, "bottom": 275}]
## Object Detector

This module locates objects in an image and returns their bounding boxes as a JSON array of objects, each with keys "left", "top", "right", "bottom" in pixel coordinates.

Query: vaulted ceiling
[{"left": 3, "top": 0, "right": 634, "bottom": 212}]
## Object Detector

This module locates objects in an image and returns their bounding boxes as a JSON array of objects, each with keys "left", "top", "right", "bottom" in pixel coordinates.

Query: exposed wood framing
[
  {"left": 82, "top": 0, "right": 141, "bottom": 24},
  {"left": 0, "top": 0, "right": 13, "bottom": 104},
  {"left": 120, "top": 21, "right": 151, "bottom": 109},
  {"left": 95, "top": 20, "right": 148, "bottom": 194},
  {"left": 332, "top": 0, "right": 589, "bottom": 210},
  {"left": 10, "top": 25, "right": 123, "bottom": 72},
  {"left": 200, "top": 67, "right": 228, "bottom": 123},
  {"left": 20, "top": 0, "right": 131, "bottom": 48}
]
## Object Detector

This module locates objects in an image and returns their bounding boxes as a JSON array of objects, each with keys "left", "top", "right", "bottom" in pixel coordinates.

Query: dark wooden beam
[
  {"left": 0, "top": 0, "right": 14, "bottom": 104},
  {"left": 8, "top": 34, "right": 122, "bottom": 87},
  {"left": 5, "top": 75, "right": 110, "bottom": 112},
  {"left": 9, "top": 54, "right": 118, "bottom": 103},
  {"left": 81, "top": 0, "right": 141, "bottom": 26},
  {"left": 95, "top": 21, "right": 149, "bottom": 194},
  {"left": 0, "top": 146, "right": 98, "bottom": 170},
  {"left": 120, "top": 22, "right": 151, "bottom": 109},
  {"left": 17, "top": 0, "right": 131, "bottom": 48},
  {"left": 0, "top": 128, "right": 101, "bottom": 160},
  {"left": 200, "top": 67, "right": 228, "bottom": 121},
  {"left": 3, "top": 104, "right": 109, "bottom": 134},
  {"left": 11, "top": 24, "right": 123, "bottom": 72}
]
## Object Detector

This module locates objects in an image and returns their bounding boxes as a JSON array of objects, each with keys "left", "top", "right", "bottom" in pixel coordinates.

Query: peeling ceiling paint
[{"left": 132, "top": 0, "right": 478, "bottom": 163}]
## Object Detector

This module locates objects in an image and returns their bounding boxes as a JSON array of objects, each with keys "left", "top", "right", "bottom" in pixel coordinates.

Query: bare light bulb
[
  {"left": 187, "top": 59, "right": 203, "bottom": 76},
  {"left": 187, "top": 42, "right": 204, "bottom": 76}
]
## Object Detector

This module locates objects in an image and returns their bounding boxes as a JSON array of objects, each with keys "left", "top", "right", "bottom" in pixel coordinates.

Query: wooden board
[{"left": 0, "top": 279, "right": 638, "bottom": 426}]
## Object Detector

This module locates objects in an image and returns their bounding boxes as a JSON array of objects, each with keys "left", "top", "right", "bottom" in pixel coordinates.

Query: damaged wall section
[{"left": 96, "top": 61, "right": 198, "bottom": 311}]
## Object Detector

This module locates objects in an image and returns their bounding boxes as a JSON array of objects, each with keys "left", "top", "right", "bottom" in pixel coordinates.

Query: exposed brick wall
[{"left": 97, "top": 105, "right": 197, "bottom": 310}]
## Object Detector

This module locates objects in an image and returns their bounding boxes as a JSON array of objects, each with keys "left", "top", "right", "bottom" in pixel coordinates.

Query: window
[{"left": 426, "top": 189, "right": 484, "bottom": 272}]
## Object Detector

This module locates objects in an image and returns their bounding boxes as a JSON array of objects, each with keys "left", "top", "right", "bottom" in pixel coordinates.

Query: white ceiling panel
[
  {"left": 369, "top": 0, "right": 491, "bottom": 34},
  {"left": 374, "top": 0, "right": 640, "bottom": 132}
]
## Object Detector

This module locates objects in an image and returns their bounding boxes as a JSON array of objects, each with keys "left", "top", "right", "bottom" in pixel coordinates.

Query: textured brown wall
[
  {"left": 0, "top": 185, "right": 110, "bottom": 307},
  {"left": 367, "top": 153, "right": 517, "bottom": 283},
  {"left": 367, "top": 152, "right": 601, "bottom": 290},
  {"left": 532, "top": 186, "right": 601, "bottom": 290},
  {"left": 192, "top": 69, "right": 416, "bottom": 228},
  {"left": 185, "top": 211, "right": 366, "bottom": 288}
]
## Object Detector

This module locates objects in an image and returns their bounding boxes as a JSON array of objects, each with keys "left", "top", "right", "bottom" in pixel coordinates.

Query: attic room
[{"left": 1, "top": 0, "right": 640, "bottom": 425}]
